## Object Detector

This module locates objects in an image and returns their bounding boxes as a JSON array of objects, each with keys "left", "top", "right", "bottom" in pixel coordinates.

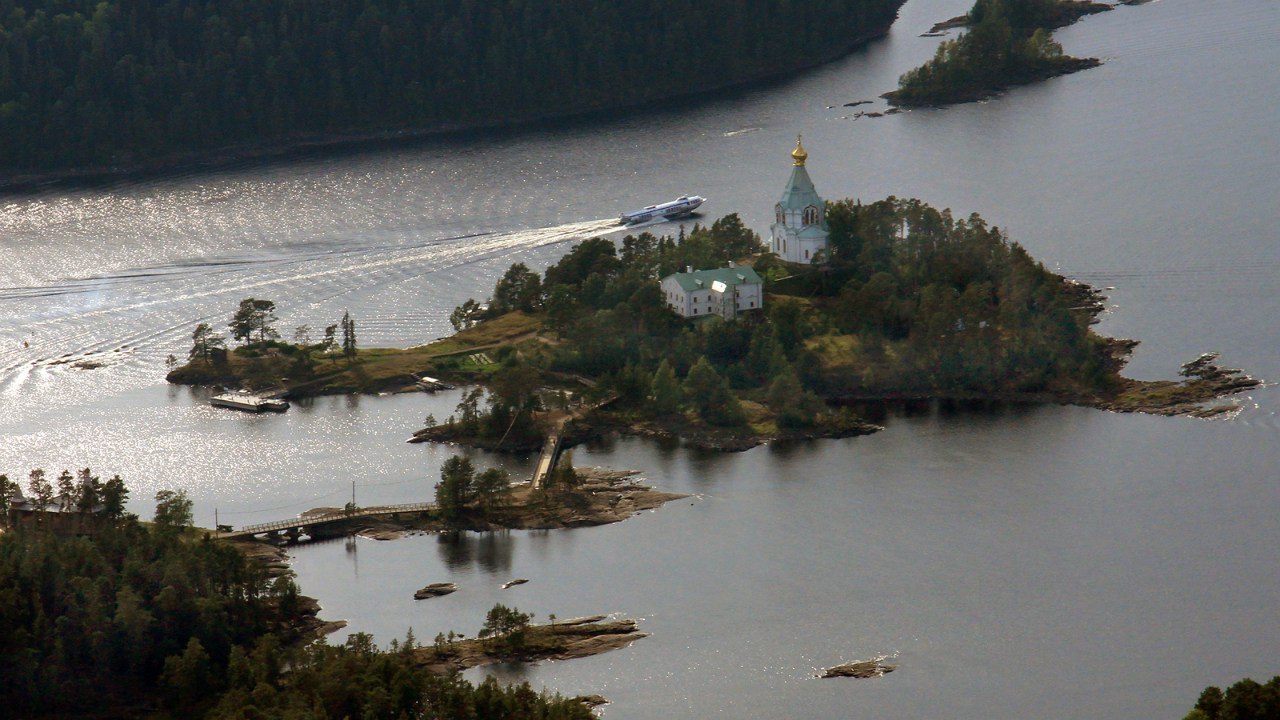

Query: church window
[
  {"left": 803, "top": 205, "right": 819, "bottom": 225},
  {"left": 775, "top": 204, "right": 784, "bottom": 224}
]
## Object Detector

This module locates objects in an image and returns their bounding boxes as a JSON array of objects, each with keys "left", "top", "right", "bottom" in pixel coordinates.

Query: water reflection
[
  {"left": 437, "top": 530, "right": 516, "bottom": 573},
  {"left": 838, "top": 397, "right": 1045, "bottom": 424}
]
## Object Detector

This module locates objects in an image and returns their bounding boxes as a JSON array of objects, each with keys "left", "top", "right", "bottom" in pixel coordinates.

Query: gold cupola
[{"left": 791, "top": 134, "right": 808, "bottom": 166}]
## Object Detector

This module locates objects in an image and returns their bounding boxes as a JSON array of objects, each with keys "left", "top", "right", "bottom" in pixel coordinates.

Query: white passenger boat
[
  {"left": 619, "top": 195, "right": 705, "bottom": 225},
  {"left": 211, "top": 391, "right": 290, "bottom": 412}
]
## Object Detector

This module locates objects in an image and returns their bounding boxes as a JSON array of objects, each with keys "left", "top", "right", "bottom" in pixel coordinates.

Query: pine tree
[
  {"left": 434, "top": 456, "right": 476, "bottom": 519},
  {"left": 189, "top": 322, "right": 225, "bottom": 361},
  {"left": 229, "top": 298, "right": 279, "bottom": 345},
  {"left": 650, "top": 359, "right": 682, "bottom": 414},
  {"left": 682, "top": 357, "right": 746, "bottom": 426},
  {"left": 28, "top": 469, "right": 53, "bottom": 513},
  {"left": 340, "top": 310, "right": 357, "bottom": 361},
  {"left": 99, "top": 475, "right": 129, "bottom": 519}
]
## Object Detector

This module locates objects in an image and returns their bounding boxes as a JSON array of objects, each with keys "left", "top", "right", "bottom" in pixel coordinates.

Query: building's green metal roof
[
  {"left": 665, "top": 266, "right": 763, "bottom": 293},
  {"left": 795, "top": 224, "right": 829, "bottom": 239},
  {"left": 777, "top": 165, "right": 824, "bottom": 213}
]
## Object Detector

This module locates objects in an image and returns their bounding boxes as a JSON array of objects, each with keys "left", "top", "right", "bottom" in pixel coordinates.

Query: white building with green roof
[
  {"left": 660, "top": 265, "right": 764, "bottom": 319},
  {"left": 770, "top": 135, "right": 829, "bottom": 264}
]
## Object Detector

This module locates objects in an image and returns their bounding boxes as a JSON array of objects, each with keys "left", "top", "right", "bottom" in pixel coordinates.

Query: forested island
[
  {"left": 0, "top": 0, "right": 904, "bottom": 179},
  {"left": 0, "top": 469, "right": 615, "bottom": 718},
  {"left": 169, "top": 199, "right": 1258, "bottom": 452},
  {"left": 1182, "top": 676, "right": 1280, "bottom": 720},
  {"left": 884, "top": 0, "right": 1110, "bottom": 107}
]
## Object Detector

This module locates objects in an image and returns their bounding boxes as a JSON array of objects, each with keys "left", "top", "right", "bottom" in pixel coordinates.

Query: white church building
[{"left": 770, "top": 136, "right": 830, "bottom": 264}]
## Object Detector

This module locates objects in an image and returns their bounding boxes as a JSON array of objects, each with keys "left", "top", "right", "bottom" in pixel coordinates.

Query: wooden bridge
[
  {"left": 530, "top": 430, "right": 564, "bottom": 490},
  {"left": 218, "top": 502, "right": 435, "bottom": 541},
  {"left": 529, "top": 391, "right": 618, "bottom": 490}
]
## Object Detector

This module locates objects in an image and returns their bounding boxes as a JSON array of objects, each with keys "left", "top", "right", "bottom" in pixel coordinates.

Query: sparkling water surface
[{"left": 3, "top": 0, "right": 1279, "bottom": 717}]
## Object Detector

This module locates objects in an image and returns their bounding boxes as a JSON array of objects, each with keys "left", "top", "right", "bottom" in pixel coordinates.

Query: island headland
[
  {"left": 170, "top": 190, "right": 1260, "bottom": 455},
  {"left": 884, "top": 0, "right": 1118, "bottom": 108}
]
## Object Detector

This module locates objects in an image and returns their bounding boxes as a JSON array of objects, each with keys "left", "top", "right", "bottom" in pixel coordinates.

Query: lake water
[{"left": 3, "top": 0, "right": 1279, "bottom": 717}]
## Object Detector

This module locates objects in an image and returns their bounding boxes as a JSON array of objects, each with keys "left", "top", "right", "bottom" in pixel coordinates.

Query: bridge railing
[{"left": 233, "top": 501, "right": 437, "bottom": 535}]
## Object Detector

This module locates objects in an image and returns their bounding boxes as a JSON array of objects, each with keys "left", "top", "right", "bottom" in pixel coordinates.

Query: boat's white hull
[
  {"left": 620, "top": 195, "right": 705, "bottom": 225},
  {"left": 211, "top": 393, "right": 290, "bottom": 412}
]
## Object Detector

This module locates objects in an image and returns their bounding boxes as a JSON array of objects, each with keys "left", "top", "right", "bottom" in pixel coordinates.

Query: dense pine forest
[
  {"left": 0, "top": 0, "right": 904, "bottom": 174},
  {"left": 0, "top": 470, "right": 592, "bottom": 718}
]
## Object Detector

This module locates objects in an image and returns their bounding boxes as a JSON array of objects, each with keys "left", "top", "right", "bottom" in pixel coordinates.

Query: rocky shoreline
[
  {"left": 412, "top": 615, "right": 649, "bottom": 674},
  {"left": 223, "top": 539, "right": 349, "bottom": 639},
  {"left": 883, "top": 57, "right": 1102, "bottom": 108},
  {"left": 252, "top": 468, "right": 688, "bottom": 543},
  {"left": 219, "top": 469, "right": 683, "bottom": 647},
  {"left": 570, "top": 413, "right": 884, "bottom": 453},
  {"left": 925, "top": 0, "right": 1111, "bottom": 35},
  {"left": 822, "top": 656, "right": 898, "bottom": 679},
  {"left": 1092, "top": 353, "right": 1262, "bottom": 417}
]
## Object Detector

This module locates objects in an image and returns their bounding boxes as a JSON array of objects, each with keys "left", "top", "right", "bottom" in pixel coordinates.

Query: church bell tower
[{"left": 769, "top": 135, "right": 829, "bottom": 264}]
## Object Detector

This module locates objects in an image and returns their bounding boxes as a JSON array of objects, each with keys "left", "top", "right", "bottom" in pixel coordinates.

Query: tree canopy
[
  {"left": 886, "top": 0, "right": 1104, "bottom": 106},
  {"left": 1184, "top": 676, "right": 1280, "bottom": 720},
  {"left": 451, "top": 199, "right": 1126, "bottom": 430},
  {"left": 0, "top": 0, "right": 904, "bottom": 173},
  {"left": 0, "top": 469, "right": 590, "bottom": 718}
]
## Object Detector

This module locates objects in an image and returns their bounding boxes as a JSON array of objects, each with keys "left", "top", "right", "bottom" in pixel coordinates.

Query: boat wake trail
[{"left": 0, "top": 217, "right": 625, "bottom": 407}]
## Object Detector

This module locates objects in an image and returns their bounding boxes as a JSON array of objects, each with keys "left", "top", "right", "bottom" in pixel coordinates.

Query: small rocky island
[
  {"left": 885, "top": 0, "right": 1115, "bottom": 108},
  {"left": 413, "top": 615, "right": 649, "bottom": 674},
  {"left": 822, "top": 657, "right": 898, "bottom": 679},
  {"left": 414, "top": 583, "right": 458, "bottom": 600},
  {"left": 256, "top": 468, "right": 686, "bottom": 544}
]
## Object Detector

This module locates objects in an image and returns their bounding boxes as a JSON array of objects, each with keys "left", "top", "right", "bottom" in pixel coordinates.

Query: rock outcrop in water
[
  {"left": 822, "top": 657, "right": 898, "bottom": 678},
  {"left": 413, "top": 615, "right": 649, "bottom": 674},
  {"left": 414, "top": 583, "right": 458, "bottom": 600}
]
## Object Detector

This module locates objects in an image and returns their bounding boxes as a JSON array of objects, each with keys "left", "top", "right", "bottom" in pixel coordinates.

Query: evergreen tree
[
  {"left": 682, "top": 357, "right": 746, "bottom": 426},
  {"left": 321, "top": 323, "right": 338, "bottom": 358},
  {"left": 153, "top": 489, "right": 193, "bottom": 530},
  {"left": 650, "top": 359, "right": 682, "bottom": 414},
  {"left": 56, "top": 470, "right": 75, "bottom": 510},
  {"left": 75, "top": 467, "right": 100, "bottom": 513},
  {"left": 492, "top": 263, "right": 543, "bottom": 313},
  {"left": 0, "top": 474, "right": 13, "bottom": 527},
  {"left": 474, "top": 467, "right": 512, "bottom": 513},
  {"left": 479, "top": 603, "right": 533, "bottom": 650},
  {"left": 341, "top": 310, "right": 358, "bottom": 361},
  {"left": 450, "top": 299, "right": 484, "bottom": 331},
  {"left": 100, "top": 474, "right": 129, "bottom": 519},
  {"left": 766, "top": 365, "right": 827, "bottom": 428},
  {"left": 189, "top": 322, "right": 225, "bottom": 361},
  {"left": 434, "top": 456, "right": 476, "bottom": 519},
  {"left": 27, "top": 469, "right": 53, "bottom": 513},
  {"left": 229, "top": 299, "right": 279, "bottom": 345}
]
